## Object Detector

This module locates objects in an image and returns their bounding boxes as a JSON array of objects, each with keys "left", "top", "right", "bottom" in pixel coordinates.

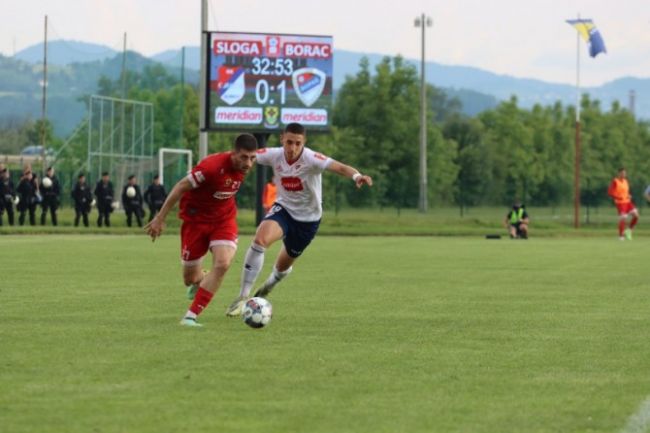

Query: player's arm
[
  {"left": 607, "top": 180, "right": 618, "bottom": 200},
  {"left": 144, "top": 177, "right": 192, "bottom": 241},
  {"left": 326, "top": 160, "right": 373, "bottom": 188}
]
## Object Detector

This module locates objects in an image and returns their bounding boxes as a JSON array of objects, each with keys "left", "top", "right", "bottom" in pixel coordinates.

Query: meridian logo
[{"left": 281, "top": 176, "right": 304, "bottom": 191}]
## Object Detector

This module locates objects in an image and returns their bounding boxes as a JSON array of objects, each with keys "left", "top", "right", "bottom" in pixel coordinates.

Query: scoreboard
[{"left": 205, "top": 31, "right": 333, "bottom": 132}]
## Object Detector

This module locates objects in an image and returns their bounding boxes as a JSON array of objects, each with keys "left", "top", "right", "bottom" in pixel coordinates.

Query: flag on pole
[{"left": 566, "top": 19, "right": 607, "bottom": 57}]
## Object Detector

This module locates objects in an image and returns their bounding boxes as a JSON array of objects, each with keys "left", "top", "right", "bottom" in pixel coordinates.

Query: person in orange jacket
[
  {"left": 607, "top": 167, "right": 639, "bottom": 240},
  {"left": 262, "top": 180, "right": 277, "bottom": 213}
]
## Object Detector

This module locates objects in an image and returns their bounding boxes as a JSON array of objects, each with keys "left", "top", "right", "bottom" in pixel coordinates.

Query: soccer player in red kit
[
  {"left": 608, "top": 167, "right": 639, "bottom": 240},
  {"left": 145, "top": 134, "right": 258, "bottom": 327}
]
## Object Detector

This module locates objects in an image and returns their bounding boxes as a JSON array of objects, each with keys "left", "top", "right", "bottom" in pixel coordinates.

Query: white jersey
[{"left": 256, "top": 146, "right": 332, "bottom": 222}]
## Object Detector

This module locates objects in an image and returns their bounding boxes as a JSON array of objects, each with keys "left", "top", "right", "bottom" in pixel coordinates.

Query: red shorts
[
  {"left": 180, "top": 220, "right": 238, "bottom": 266},
  {"left": 616, "top": 202, "right": 637, "bottom": 216}
]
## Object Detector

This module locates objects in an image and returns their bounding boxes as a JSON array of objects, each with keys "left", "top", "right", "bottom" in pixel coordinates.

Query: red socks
[
  {"left": 619, "top": 216, "right": 638, "bottom": 236},
  {"left": 189, "top": 287, "right": 214, "bottom": 315},
  {"left": 630, "top": 216, "right": 638, "bottom": 230}
]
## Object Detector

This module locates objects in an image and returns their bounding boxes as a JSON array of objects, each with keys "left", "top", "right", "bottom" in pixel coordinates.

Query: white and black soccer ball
[
  {"left": 242, "top": 297, "right": 272, "bottom": 329},
  {"left": 126, "top": 186, "right": 136, "bottom": 198},
  {"left": 42, "top": 177, "right": 53, "bottom": 188}
]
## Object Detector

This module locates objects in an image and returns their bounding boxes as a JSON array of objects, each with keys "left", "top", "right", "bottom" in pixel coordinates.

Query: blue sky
[{"left": 3, "top": 0, "right": 649, "bottom": 86}]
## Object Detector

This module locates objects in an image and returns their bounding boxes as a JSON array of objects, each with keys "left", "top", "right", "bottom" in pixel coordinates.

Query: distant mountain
[
  {"left": 15, "top": 40, "right": 118, "bottom": 66},
  {"left": 6, "top": 40, "right": 649, "bottom": 138},
  {"left": 151, "top": 47, "right": 200, "bottom": 71},
  {"left": 0, "top": 50, "right": 197, "bottom": 136},
  {"left": 152, "top": 46, "right": 648, "bottom": 118}
]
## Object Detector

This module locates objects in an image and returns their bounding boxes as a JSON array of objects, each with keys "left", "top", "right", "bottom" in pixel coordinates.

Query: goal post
[{"left": 158, "top": 148, "right": 193, "bottom": 190}]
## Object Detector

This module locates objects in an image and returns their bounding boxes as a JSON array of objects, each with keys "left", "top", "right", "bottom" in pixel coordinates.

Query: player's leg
[
  {"left": 618, "top": 214, "right": 627, "bottom": 240},
  {"left": 180, "top": 262, "right": 205, "bottom": 327},
  {"left": 254, "top": 218, "right": 320, "bottom": 298},
  {"left": 178, "top": 223, "right": 209, "bottom": 326},
  {"left": 508, "top": 224, "right": 517, "bottom": 239},
  {"left": 225, "top": 219, "right": 283, "bottom": 316},
  {"left": 626, "top": 207, "right": 639, "bottom": 240},
  {"left": 239, "top": 219, "right": 284, "bottom": 296},
  {"left": 254, "top": 246, "right": 295, "bottom": 298}
]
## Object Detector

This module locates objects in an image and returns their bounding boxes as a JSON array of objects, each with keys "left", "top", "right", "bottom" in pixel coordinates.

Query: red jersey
[{"left": 179, "top": 152, "right": 245, "bottom": 224}]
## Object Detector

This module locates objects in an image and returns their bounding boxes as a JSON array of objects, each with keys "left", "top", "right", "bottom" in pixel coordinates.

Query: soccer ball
[
  {"left": 126, "top": 186, "right": 136, "bottom": 198},
  {"left": 42, "top": 177, "right": 52, "bottom": 188},
  {"left": 242, "top": 297, "right": 272, "bottom": 329}
]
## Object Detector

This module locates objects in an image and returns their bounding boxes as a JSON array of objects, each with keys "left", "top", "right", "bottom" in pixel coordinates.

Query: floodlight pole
[
  {"left": 199, "top": 0, "right": 209, "bottom": 160},
  {"left": 40, "top": 14, "right": 48, "bottom": 174},
  {"left": 574, "top": 13, "right": 581, "bottom": 229},
  {"left": 415, "top": 14, "right": 432, "bottom": 213}
]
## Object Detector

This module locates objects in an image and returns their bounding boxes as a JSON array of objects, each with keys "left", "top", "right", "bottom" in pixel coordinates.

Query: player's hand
[
  {"left": 355, "top": 174, "right": 373, "bottom": 189},
  {"left": 144, "top": 216, "right": 165, "bottom": 242}
]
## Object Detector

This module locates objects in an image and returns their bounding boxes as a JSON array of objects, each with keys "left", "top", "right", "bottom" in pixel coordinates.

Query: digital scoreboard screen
[{"left": 206, "top": 31, "right": 333, "bottom": 132}]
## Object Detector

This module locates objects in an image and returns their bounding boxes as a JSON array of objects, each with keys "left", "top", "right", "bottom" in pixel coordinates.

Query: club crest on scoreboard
[
  {"left": 292, "top": 68, "right": 326, "bottom": 107},
  {"left": 217, "top": 66, "right": 246, "bottom": 106},
  {"left": 264, "top": 106, "right": 280, "bottom": 128}
]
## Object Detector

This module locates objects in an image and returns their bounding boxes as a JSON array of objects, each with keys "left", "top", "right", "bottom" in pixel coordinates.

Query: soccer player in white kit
[{"left": 226, "top": 122, "right": 373, "bottom": 316}]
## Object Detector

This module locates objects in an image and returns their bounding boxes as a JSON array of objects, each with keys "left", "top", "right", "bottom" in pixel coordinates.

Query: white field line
[{"left": 620, "top": 397, "right": 650, "bottom": 433}]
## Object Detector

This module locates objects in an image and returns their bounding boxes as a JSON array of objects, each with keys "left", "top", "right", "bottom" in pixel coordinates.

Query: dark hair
[
  {"left": 618, "top": 167, "right": 626, "bottom": 172},
  {"left": 47, "top": 166, "right": 53, "bottom": 171},
  {"left": 234, "top": 133, "right": 258, "bottom": 152},
  {"left": 128, "top": 174, "right": 136, "bottom": 181},
  {"left": 78, "top": 173, "right": 85, "bottom": 179},
  {"left": 284, "top": 122, "right": 306, "bottom": 136},
  {"left": 153, "top": 174, "right": 160, "bottom": 180},
  {"left": 102, "top": 171, "right": 109, "bottom": 177}
]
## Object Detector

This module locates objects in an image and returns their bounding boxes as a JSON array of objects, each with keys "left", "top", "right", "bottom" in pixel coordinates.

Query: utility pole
[
  {"left": 180, "top": 46, "right": 185, "bottom": 147},
  {"left": 40, "top": 15, "right": 48, "bottom": 174},
  {"left": 120, "top": 32, "right": 127, "bottom": 156},
  {"left": 199, "top": 0, "right": 209, "bottom": 160},
  {"left": 415, "top": 13, "right": 432, "bottom": 213},
  {"left": 121, "top": 32, "right": 127, "bottom": 99}
]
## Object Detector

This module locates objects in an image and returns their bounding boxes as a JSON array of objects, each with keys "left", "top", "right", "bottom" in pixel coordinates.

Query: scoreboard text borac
[{"left": 205, "top": 31, "right": 333, "bottom": 133}]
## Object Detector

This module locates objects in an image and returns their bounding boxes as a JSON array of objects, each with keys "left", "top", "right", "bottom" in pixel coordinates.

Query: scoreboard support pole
[{"left": 254, "top": 133, "right": 270, "bottom": 226}]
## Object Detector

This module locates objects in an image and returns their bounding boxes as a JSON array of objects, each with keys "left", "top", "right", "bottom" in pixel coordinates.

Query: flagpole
[{"left": 573, "top": 13, "right": 581, "bottom": 229}]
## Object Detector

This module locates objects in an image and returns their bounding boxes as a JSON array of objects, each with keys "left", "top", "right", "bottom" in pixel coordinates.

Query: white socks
[
  {"left": 258, "top": 266, "right": 292, "bottom": 293},
  {"left": 240, "top": 243, "right": 265, "bottom": 297}
]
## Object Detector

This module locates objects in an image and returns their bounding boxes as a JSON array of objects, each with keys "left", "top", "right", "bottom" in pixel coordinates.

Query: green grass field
[
  {"left": 2, "top": 234, "right": 650, "bottom": 433},
  {"left": 1, "top": 205, "right": 648, "bottom": 236}
]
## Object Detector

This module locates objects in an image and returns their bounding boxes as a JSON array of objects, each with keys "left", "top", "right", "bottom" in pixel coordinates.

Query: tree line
[{"left": 2, "top": 57, "right": 649, "bottom": 211}]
